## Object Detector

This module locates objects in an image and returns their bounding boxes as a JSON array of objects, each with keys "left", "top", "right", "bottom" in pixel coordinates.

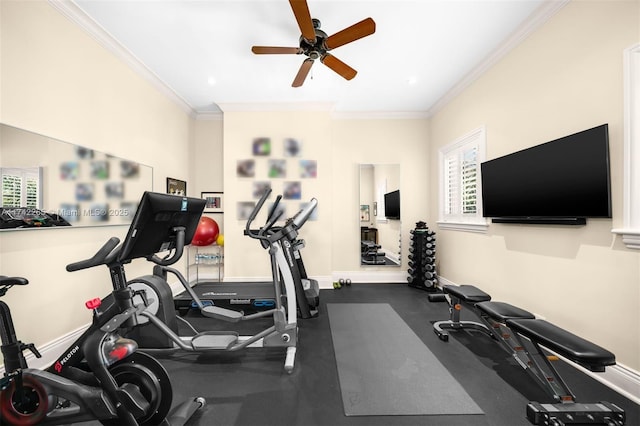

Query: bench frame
[{"left": 433, "top": 285, "right": 626, "bottom": 426}]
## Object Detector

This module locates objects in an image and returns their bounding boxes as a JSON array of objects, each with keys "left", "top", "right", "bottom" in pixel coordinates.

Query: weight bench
[{"left": 433, "top": 284, "right": 626, "bottom": 426}]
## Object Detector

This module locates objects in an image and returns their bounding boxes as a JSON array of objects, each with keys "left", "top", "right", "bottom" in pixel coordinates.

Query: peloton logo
[{"left": 54, "top": 345, "right": 80, "bottom": 372}]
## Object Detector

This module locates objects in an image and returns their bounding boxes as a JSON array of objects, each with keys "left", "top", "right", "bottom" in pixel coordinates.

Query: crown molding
[
  {"left": 218, "top": 103, "right": 429, "bottom": 120},
  {"left": 217, "top": 102, "right": 335, "bottom": 113},
  {"left": 331, "top": 110, "right": 430, "bottom": 120},
  {"left": 194, "top": 111, "right": 224, "bottom": 121},
  {"left": 427, "top": 0, "right": 570, "bottom": 117},
  {"left": 48, "top": 0, "right": 197, "bottom": 118}
]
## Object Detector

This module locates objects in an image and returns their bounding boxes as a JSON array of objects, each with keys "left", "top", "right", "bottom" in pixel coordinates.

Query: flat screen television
[
  {"left": 118, "top": 191, "right": 206, "bottom": 262},
  {"left": 480, "top": 124, "right": 611, "bottom": 225},
  {"left": 384, "top": 190, "right": 401, "bottom": 220}
]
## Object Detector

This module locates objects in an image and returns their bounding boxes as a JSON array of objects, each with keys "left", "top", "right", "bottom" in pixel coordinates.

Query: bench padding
[
  {"left": 443, "top": 284, "right": 491, "bottom": 303},
  {"left": 476, "top": 301, "right": 535, "bottom": 321},
  {"left": 506, "top": 318, "right": 616, "bottom": 371}
]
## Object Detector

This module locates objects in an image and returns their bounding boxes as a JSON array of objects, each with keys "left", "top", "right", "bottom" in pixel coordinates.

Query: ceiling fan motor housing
[{"left": 299, "top": 20, "right": 328, "bottom": 60}]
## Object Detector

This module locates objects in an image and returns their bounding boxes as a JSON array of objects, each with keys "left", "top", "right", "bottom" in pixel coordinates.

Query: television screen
[
  {"left": 384, "top": 190, "right": 400, "bottom": 220},
  {"left": 480, "top": 124, "right": 611, "bottom": 221},
  {"left": 118, "top": 191, "right": 206, "bottom": 262}
]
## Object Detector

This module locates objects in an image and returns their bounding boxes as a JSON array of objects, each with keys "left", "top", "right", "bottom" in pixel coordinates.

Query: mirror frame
[{"left": 359, "top": 163, "right": 401, "bottom": 267}]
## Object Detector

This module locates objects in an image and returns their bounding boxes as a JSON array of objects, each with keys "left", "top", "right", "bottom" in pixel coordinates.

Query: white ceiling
[{"left": 61, "top": 0, "right": 564, "bottom": 117}]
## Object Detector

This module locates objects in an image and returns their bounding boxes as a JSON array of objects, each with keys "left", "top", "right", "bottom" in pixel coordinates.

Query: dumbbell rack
[{"left": 407, "top": 221, "right": 438, "bottom": 292}]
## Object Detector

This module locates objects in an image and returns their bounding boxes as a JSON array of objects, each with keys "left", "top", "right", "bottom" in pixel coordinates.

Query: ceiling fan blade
[
  {"left": 252, "top": 46, "right": 301, "bottom": 55},
  {"left": 321, "top": 54, "right": 357, "bottom": 81},
  {"left": 289, "top": 0, "right": 316, "bottom": 43},
  {"left": 292, "top": 58, "right": 314, "bottom": 87},
  {"left": 325, "top": 17, "right": 376, "bottom": 50}
]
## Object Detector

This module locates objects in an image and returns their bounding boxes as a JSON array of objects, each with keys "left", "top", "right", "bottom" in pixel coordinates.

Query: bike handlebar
[{"left": 66, "top": 237, "right": 121, "bottom": 272}]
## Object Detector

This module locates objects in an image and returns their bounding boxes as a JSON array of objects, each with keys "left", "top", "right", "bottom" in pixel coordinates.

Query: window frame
[{"left": 437, "top": 126, "right": 488, "bottom": 233}]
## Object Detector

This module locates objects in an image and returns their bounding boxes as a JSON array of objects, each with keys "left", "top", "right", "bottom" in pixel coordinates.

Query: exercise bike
[
  {"left": 122, "top": 189, "right": 317, "bottom": 373},
  {"left": 0, "top": 191, "right": 207, "bottom": 425}
]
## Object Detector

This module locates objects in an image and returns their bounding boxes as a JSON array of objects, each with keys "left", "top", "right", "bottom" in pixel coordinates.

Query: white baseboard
[
  {"left": 437, "top": 275, "right": 640, "bottom": 405},
  {"left": 0, "top": 323, "right": 90, "bottom": 374},
  {"left": 332, "top": 270, "right": 408, "bottom": 284},
  {"left": 214, "top": 275, "right": 335, "bottom": 290},
  {"left": 564, "top": 357, "right": 640, "bottom": 405}
]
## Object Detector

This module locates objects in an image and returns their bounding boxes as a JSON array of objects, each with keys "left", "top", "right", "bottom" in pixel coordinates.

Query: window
[
  {"left": 612, "top": 43, "right": 640, "bottom": 249},
  {"left": 438, "top": 126, "right": 488, "bottom": 233},
  {"left": 1, "top": 167, "right": 42, "bottom": 209}
]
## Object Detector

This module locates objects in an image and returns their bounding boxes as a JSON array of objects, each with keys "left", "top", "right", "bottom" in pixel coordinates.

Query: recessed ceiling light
[
  {"left": 407, "top": 77, "right": 418, "bottom": 85},
  {"left": 207, "top": 76, "right": 217, "bottom": 86}
]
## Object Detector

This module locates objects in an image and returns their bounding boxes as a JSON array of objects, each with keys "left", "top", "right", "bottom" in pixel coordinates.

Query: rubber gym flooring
[{"left": 83, "top": 283, "right": 639, "bottom": 426}]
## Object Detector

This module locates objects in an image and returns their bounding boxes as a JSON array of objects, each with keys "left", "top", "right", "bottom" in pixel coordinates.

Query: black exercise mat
[{"left": 328, "top": 303, "right": 484, "bottom": 417}]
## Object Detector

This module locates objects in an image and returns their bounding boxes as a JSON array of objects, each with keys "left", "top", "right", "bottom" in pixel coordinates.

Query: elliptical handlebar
[
  {"left": 292, "top": 198, "right": 318, "bottom": 229},
  {"left": 244, "top": 190, "right": 317, "bottom": 243},
  {"left": 66, "top": 237, "right": 121, "bottom": 272},
  {"left": 246, "top": 188, "right": 271, "bottom": 226},
  {"left": 245, "top": 188, "right": 274, "bottom": 241},
  {"left": 260, "top": 195, "right": 284, "bottom": 237}
]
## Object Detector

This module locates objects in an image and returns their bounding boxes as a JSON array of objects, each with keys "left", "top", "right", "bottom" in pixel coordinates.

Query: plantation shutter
[
  {"left": 444, "top": 152, "right": 458, "bottom": 215},
  {"left": 2, "top": 174, "right": 22, "bottom": 207},
  {"left": 443, "top": 145, "right": 477, "bottom": 216},
  {"left": 1, "top": 167, "right": 42, "bottom": 208},
  {"left": 461, "top": 146, "right": 478, "bottom": 215}
]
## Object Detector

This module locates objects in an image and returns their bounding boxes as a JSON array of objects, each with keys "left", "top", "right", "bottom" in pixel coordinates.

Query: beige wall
[
  {"left": 0, "top": 0, "right": 193, "bottom": 349},
  {"left": 221, "top": 110, "right": 333, "bottom": 282},
  {"left": 428, "top": 0, "right": 639, "bottom": 370},
  {"left": 331, "top": 119, "right": 430, "bottom": 274},
  {"left": 190, "top": 118, "right": 225, "bottom": 236},
  {"left": 221, "top": 113, "right": 429, "bottom": 285}
]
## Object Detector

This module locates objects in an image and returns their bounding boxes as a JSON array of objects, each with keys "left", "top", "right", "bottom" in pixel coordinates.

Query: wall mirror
[
  {"left": 359, "top": 164, "right": 401, "bottom": 266},
  {"left": 0, "top": 124, "right": 153, "bottom": 230}
]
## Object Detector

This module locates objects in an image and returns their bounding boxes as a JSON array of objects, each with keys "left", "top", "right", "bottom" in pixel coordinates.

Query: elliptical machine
[
  {"left": 0, "top": 191, "right": 206, "bottom": 425},
  {"left": 173, "top": 193, "right": 319, "bottom": 318},
  {"left": 123, "top": 189, "right": 317, "bottom": 373}
]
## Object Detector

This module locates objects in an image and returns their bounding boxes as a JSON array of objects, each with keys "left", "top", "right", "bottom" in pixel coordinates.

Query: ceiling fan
[{"left": 251, "top": 0, "right": 376, "bottom": 87}]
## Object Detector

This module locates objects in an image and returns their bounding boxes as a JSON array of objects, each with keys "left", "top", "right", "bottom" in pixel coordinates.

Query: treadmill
[{"left": 173, "top": 192, "right": 319, "bottom": 318}]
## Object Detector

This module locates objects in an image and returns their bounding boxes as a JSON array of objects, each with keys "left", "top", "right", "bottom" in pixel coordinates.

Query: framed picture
[
  {"left": 202, "top": 191, "right": 223, "bottom": 213},
  {"left": 360, "top": 204, "right": 370, "bottom": 222},
  {"left": 166, "top": 177, "right": 186, "bottom": 195}
]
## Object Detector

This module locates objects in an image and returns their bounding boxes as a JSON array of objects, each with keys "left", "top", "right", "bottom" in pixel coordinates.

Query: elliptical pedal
[
  {"left": 190, "top": 333, "right": 238, "bottom": 350},
  {"left": 201, "top": 305, "right": 244, "bottom": 322}
]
